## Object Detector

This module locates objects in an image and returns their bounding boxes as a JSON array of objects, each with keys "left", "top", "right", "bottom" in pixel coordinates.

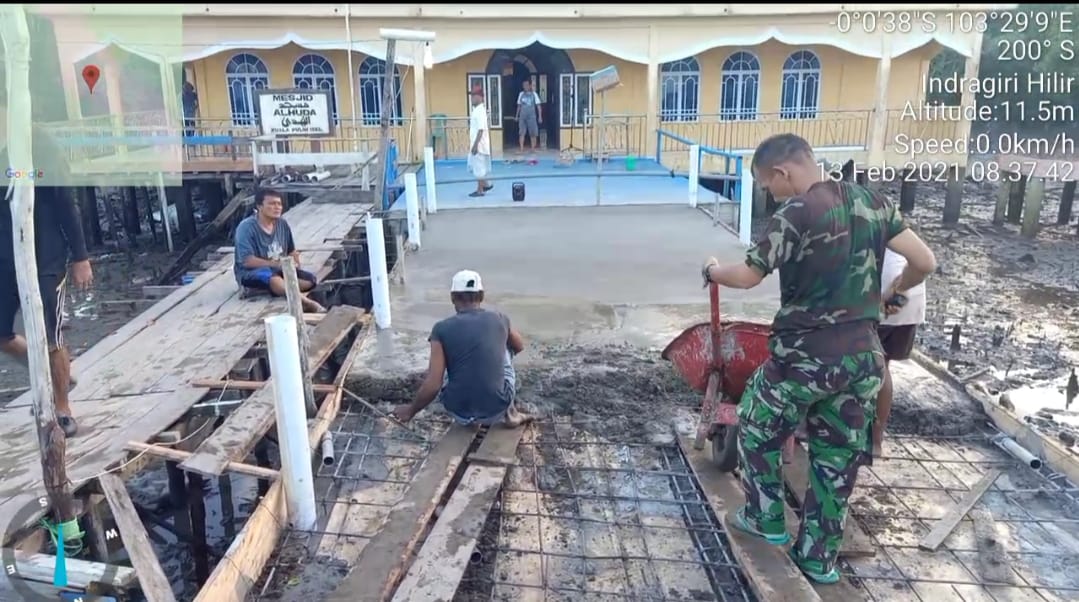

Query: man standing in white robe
[{"left": 468, "top": 88, "right": 493, "bottom": 198}]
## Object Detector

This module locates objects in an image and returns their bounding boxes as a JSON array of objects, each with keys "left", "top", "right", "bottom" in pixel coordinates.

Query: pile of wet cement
[
  {"left": 347, "top": 342, "right": 702, "bottom": 443},
  {"left": 348, "top": 342, "right": 988, "bottom": 441}
]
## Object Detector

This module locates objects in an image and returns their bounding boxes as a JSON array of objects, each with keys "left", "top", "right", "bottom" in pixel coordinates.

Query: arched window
[
  {"left": 225, "top": 53, "right": 269, "bottom": 127},
  {"left": 660, "top": 57, "right": 700, "bottom": 122},
  {"left": 780, "top": 50, "right": 820, "bottom": 119},
  {"left": 292, "top": 54, "right": 339, "bottom": 123},
  {"left": 720, "top": 51, "right": 760, "bottom": 121},
  {"left": 358, "top": 56, "right": 403, "bottom": 127}
]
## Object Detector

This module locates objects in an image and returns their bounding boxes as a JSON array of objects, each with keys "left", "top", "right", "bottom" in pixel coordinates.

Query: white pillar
[
  {"left": 411, "top": 43, "right": 429, "bottom": 162},
  {"left": 867, "top": 35, "right": 893, "bottom": 166},
  {"left": 687, "top": 144, "right": 700, "bottom": 208},
  {"left": 366, "top": 216, "right": 392, "bottom": 328},
  {"left": 646, "top": 25, "right": 659, "bottom": 156},
  {"left": 155, "top": 172, "right": 174, "bottom": 252},
  {"left": 264, "top": 315, "right": 317, "bottom": 531},
  {"left": 404, "top": 172, "right": 422, "bottom": 248},
  {"left": 739, "top": 165, "right": 753, "bottom": 246},
  {"left": 423, "top": 146, "right": 438, "bottom": 213}
]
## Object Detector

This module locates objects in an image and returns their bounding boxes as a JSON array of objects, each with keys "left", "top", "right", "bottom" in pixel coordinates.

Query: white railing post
[
  {"left": 688, "top": 144, "right": 700, "bottom": 208},
  {"left": 263, "top": 315, "right": 317, "bottom": 531},
  {"left": 423, "top": 146, "right": 438, "bottom": 213},
  {"left": 366, "top": 216, "right": 392, "bottom": 328},
  {"left": 404, "top": 172, "right": 422, "bottom": 249},
  {"left": 739, "top": 164, "right": 754, "bottom": 245}
]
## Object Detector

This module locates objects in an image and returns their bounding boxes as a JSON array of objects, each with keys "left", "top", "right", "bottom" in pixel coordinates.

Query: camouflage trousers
[{"left": 736, "top": 351, "right": 884, "bottom": 575}]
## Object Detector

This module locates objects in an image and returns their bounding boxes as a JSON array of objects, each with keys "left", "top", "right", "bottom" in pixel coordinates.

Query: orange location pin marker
[{"left": 82, "top": 65, "right": 101, "bottom": 94}]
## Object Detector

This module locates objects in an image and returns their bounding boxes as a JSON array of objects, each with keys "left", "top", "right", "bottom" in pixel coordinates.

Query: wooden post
[
  {"left": 942, "top": 165, "right": 964, "bottom": 225},
  {"left": 1007, "top": 174, "right": 1026, "bottom": 225},
  {"left": 1021, "top": 177, "right": 1046, "bottom": 238},
  {"left": 899, "top": 176, "right": 916, "bottom": 213},
  {"left": 1058, "top": 180, "right": 1076, "bottom": 225},
  {"left": 281, "top": 257, "right": 317, "bottom": 417},
  {"left": 993, "top": 181, "right": 1010, "bottom": 225},
  {"left": 372, "top": 38, "right": 398, "bottom": 212},
  {"left": 0, "top": 4, "right": 75, "bottom": 523}
]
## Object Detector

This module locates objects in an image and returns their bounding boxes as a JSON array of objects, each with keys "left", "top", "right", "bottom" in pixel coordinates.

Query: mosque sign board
[{"left": 257, "top": 89, "right": 334, "bottom": 138}]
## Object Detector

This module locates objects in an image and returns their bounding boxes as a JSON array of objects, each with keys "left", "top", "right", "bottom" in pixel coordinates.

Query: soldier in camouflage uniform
[{"left": 702, "top": 134, "right": 936, "bottom": 584}]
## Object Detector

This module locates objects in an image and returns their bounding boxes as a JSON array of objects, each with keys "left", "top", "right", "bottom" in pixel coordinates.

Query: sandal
[
  {"left": 729, "top": 506, "right": 791, "bottom": 546},
  {"left": 468, "top": 191, "right": 485, "bottom": 198}
]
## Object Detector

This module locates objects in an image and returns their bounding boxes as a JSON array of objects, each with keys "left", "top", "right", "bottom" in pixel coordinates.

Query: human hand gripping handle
[{"left": 701, "top": 257, "right": 719, "bottom": 288}]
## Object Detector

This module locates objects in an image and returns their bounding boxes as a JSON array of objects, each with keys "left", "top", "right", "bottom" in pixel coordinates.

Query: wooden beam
[
  {"left": 193, "top": 322, "right": 372, "bottom": 602},
  {"left": 680, "top": 439, "right": 822, "bottom": 602},
  {"left": 157, "top": 188, "right": 253, "bottom": 285},
  {"left": 98, "top": 473, "right": 177, "bottom": 602},
  {"left": 0, "top": 4, "right": 75, "bottom": 525},
  {"left": 3, "top": 550, "right": 137, "bottom": 588},
  {"left": 392, "top": 427, "right": 524, "bottom": 602},
  {"left": 327, "top": 426, "right": 479, "bottom": 601},
  {"left": 190, "top": 378, "right": 336, "bottom": 394},
  {"left": 281, "top": 256, "right": 316, "bottom": 416},
  {"left": 125, "top": 441, "right": 280, "bottom": 479},
  {"left": 918, "top": 469, "right": 1001, "bottom": 552},
  {"left": 179, "top": 305, "right": 362, "bottom": 477},
  {"left": 784, "top": 444, "right": 876, "bottom": 558}
]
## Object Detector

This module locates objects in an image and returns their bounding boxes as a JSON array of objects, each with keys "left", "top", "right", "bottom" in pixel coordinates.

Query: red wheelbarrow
[{"left": 662, "top": 282, "right": 795, "bottom": 471}]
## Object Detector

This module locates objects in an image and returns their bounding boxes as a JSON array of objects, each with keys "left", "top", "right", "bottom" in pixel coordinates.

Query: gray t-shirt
[
  {"left": 430, "top": 307, "right": 513, "bottom": 419},
  {"left": 233, "top": 215, "right": 295, "bottom": 283}
]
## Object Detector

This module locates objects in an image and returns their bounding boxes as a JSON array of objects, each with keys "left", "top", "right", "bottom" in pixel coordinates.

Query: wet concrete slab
[{"left": 352, "top": 205, "right": 781, "bottom": 378}]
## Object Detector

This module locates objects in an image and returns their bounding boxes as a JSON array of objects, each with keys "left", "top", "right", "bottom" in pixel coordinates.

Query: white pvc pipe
[
  {"left": 739, "top": 164, "right": 754, "bottom": 245},
  {"left": 264, "top": 314, "right": 318, "bottom": 531},
  {"left": 687, "top": 144, "right": 700, "bottom": 208},
  {"left": 404, "top": 173, "right": 422, "bottom": 249},
  {"left": 423, "top": 146, "right": 438, "bottom": 213},
  {"left": 303, "top": 170, "right": 332, "bottom": 183},
  {"left": 366, "top": 217, "right": 392, "bottom": 328},
  {"left": 155, "top": 172, "right": 174, "bottom": 253},
  {"left": 320, "top": 432, "right": 336, "bottom": 466},
  {"left": 996, "top": 435, "right": 1043, "bottom": 469},
  {"left": 380, "top": 28, "right": 436, "bottom": 42}
]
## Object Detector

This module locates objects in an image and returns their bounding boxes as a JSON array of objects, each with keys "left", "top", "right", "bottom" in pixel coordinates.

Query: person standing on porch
[
  {"left": 516, "top": 79, "right": 542, "bottom": 153},
  {"left": 468, "top": 87, "right": 493, "bottom": 198}
]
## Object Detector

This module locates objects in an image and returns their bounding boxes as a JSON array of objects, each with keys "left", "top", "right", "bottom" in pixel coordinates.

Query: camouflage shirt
[{"left": 745, "top": 181, "right": 908, "bottom": 361}]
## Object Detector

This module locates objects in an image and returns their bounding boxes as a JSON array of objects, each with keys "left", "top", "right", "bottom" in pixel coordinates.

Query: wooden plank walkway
[{"left": 0, "top": 198, "right": 369, "bottom": 545}]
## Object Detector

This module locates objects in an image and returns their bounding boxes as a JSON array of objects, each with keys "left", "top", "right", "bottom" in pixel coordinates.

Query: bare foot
[{"left": 502, "top": 410, "right": 535, "bottom": 428}]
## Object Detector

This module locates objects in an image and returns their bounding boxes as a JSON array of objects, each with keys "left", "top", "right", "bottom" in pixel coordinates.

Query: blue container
[{"left": 181, "top": 274, "right": 195, "bottom": 285}]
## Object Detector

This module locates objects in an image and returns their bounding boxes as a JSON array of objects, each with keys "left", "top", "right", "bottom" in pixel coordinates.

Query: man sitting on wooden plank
[
  {"left": 393, "top": 270, "right": 533, "bottom": 427},
  {"left": 701, "top": 134, "right": 936, "bottom": 584},
  {"left": 233, "top": 188, "right": 325, "bottom": 313}
]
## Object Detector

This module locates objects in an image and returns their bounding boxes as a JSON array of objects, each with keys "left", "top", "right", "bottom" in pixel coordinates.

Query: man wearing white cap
[
  {"left": 392, "top": 269, "right": 532, "bottom": 427},
  {"left": 873, "top": 248, "right": 928, "bottom": 457}
]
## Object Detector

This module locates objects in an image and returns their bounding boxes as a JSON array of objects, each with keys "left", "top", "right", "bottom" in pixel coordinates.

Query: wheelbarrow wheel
[{"left": 711, "top": 424, "right": 740, "bottom": 472}]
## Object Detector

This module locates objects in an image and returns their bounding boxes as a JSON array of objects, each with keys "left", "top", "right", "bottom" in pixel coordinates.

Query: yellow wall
[
  {"left": 190, "top": 43, "right": 414, "bottom": 154},
  {"left": 181, "top": 40, "right": 951, "bottom": 165}
]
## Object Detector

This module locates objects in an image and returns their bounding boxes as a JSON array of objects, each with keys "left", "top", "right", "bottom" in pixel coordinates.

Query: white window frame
[
  {"left": 359, "top": 56, "right": 404, "bottom": 127},
  {"left": 559, "top": 72, "right": 593, "bottom": 128},
  {"left": 720, "top": 51, "right": 761, "bottom": 121},
  {"left": 660, "top": 58, "right": 700, "bottom": 123},
  {"left": 292, "top": 53, "right": 340, "bottom": 124},
  {"left": 780, "top": 50, "right": 821, "bottom": 120},
  {"left": 466, "top": 73, "right": 502, "bottom": 129}
]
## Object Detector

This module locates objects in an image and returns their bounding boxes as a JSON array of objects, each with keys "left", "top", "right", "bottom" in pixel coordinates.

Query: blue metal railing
[{"left": 655, "top": 129, "right": 743, "bottom": 201}]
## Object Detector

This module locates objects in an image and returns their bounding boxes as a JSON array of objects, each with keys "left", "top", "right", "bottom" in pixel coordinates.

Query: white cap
[{"left": 450, "top": 269, "right": 483, "bottom": 293}]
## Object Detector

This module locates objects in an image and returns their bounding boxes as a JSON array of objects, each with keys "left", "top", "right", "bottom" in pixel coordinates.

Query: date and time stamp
[{"left": 827, "top": 8, "right": 1076, "bottom": 184}]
